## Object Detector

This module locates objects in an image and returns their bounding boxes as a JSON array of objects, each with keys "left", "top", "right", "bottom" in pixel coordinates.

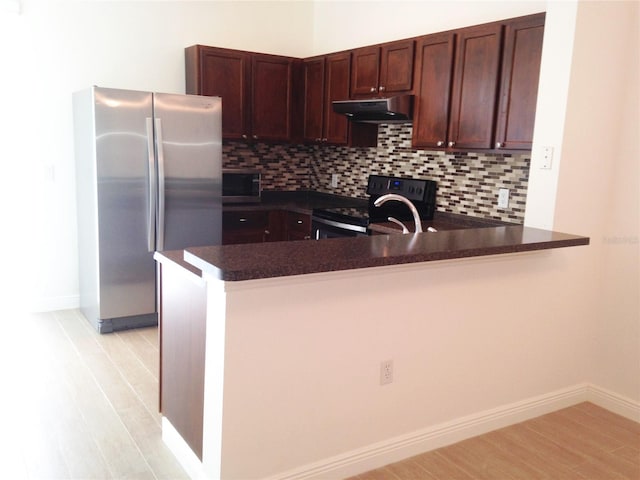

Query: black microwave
[{"left": 222, "top": 169, "right": 261, "bottom": 203}]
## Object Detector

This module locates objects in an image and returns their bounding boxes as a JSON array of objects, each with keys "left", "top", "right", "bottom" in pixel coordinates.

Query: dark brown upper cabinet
[
  {"left": 412, "top": 23, "right": 503, "bottom": 150},
  {"left": 303, "top": 52, "right": 377, "bottom": 147},
  {"left": 495, "top": 13, "right": 545, "bottom": 150},
  {"left": 302, "top": 56, "right": 326, "bottom": 143},
  {"left": 350, "top": 40, "right": 415, "bottom": 98},
  {"left": 447, "top": 23, "right": 503, "bottom": 150},
  {"left": 185, "top": 45, "right": 297, "bottom": 142},
  {"left": 411, "top": 32, "right": 456, "bottom": 149}
]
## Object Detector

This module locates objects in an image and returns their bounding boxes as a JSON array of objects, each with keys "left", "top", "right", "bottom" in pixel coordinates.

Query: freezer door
[
  {"left": 153, "top": 93, "right": 222, "bottom": 251},
  {"left": 93, "top": 87, "right": 157, "bottom": 320}
]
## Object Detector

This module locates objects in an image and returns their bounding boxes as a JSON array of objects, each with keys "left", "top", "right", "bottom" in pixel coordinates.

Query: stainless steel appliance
[
  {"left": 73, "top": 86, "right": 222, "bottom": 333},
  {"left": 332, "top": 95, "right": 413, "bottom": 123},
  {"left": 222, "top": 169, "right": 261, "bottom": 203},
  {"left": 312, "top": 175, "right": 436, "bottom": 239}
]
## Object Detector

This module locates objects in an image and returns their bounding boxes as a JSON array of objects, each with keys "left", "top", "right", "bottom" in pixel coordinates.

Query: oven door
[{"left": 311, "top": 216, "right": 368, "bottom": 239}]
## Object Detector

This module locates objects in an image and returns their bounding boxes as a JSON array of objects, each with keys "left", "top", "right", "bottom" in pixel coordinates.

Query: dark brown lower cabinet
[
  {"left": 222, "top": 210, "right": 271, "bottom": 244},
  {"left": 282, "top": 211, "right": 312, "bottom": 241},
  {"left": 223, "top": 209, "right": 312, "bottom": 244},
  {"left": 158, "top": 258, "right": 206, "bottom": 460}
]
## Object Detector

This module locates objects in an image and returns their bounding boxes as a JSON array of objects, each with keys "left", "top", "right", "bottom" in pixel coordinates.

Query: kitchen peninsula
[{"left": 154, "top": 226, "right": 588, "bottom": 480}]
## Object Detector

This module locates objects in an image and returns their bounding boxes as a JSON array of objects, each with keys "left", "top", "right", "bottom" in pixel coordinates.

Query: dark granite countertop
[
  {"left": 369, "top": 211, "right": 516, "bottom": 234},
  {"left": 225, "top": 190, "right": 515, "bottom": 232},
  {"left": 175, "top": 226, "right": 589, "bottom": 282},
  {"left": 223, "top": 190, "right": 367, "bottom": 214}
]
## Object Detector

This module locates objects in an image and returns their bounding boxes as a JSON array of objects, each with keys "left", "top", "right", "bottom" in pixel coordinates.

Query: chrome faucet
[{"left": 374, "top": 193, "right": 423, "bottom": 233}]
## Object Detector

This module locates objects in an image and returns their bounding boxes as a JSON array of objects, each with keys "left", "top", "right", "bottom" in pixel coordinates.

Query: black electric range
[{"left": 312, "top": 175, "right": 437, "bottom": 239}]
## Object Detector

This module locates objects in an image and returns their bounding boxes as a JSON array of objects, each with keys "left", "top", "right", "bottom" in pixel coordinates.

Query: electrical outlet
[
  {"left": 331, "top": 173, "right": 339, "bottom": 188},
  {"left": 498, "top": 188, "right": 509, "bottom": 209},
  {"left": 380, "top": 359, "right": 393, "bottom": 385},
  {"left": 541, "top": 146, "right": 553, "bottom": 169}
]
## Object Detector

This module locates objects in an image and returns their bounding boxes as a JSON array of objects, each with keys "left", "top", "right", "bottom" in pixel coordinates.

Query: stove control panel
[{"left": 366, "top": 174, "right": 435, "bottom": 202}]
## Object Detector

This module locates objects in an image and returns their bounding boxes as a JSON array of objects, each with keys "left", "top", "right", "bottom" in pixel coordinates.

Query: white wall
[
  {"left": 216, "top": 252, "right": 596, "bottom": 478},
  {"left": 0, "top": 0, "right": 313, "bottom": 311},
  {"left": 552, "top": 0, "right": 639, "bottom": 404},
  {"left": 311, "top": 0, "right": 545, "bottom": 53}
]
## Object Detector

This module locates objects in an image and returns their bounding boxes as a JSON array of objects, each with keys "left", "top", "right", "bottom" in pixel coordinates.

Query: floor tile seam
[
  {"left": 115, "top": 329, "right": 160, "bottom": 381},
  {"left": 519, "top": 423, "right": 590, "bottom": 468},
  {"left": 64, "top": 314, "right": 161, "bottom": 428},
  {"left": 47, "top": 312, "right": 117, "bottom": 480},
  {"left": 377, "top": 466, "right": 403, "bottom": 480},
  {"left": 572, "top": 406, "right": 640, "bottom": 437},
  {"left": 431, "top": 448, "right": 492, "bottom": 479},
  {"left": 551, "top": 409, "right": 631, "bottom": 452},
  {"left": 568, "top": 454, "right": 636, "bottom": 480},
  {"left": 399, "top": 457, "right": 439, "bottom": 480},
  {"left": 85, "top": 337, "right": 165, "bottom": 435},
  {"left": 54, "top": 311, "right": 161, "bottom": 479},
  {"left": 478, "top": 429, "right": 574, "bottom": 478}
]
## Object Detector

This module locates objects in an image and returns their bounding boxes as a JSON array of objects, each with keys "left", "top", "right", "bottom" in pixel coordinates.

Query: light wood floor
[
  {"left": 1, "top": 310, "right": 638, "bottom": 480},
  {"left": 0, "top": 309, "right": 188, "bottom": 479},
  {"left": 347, "top": 403, "right": 640, "bottom": 480}
]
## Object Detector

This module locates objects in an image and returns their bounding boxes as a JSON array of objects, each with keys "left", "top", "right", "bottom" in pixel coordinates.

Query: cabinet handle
[
  {"left": 322, "top": 138, "right": 327, "bottom": 142},
  {"left": 239, "top": 218, "right": 247, "bottom": 222},
  {"left": 253, "top": 135, "right": 258, "bottom": 140},
  {"left": 242, "top": 134, "right": 248, "bottom": 139},
  {"left": 297, "top": 220, "right": 303, "bottom": 224},
  {"left": 436, "top": 141, "right": 445, "bottom": 147},
  {"left": 370, "top": 87, "right": 376, "bottom": 92},
  {"left": 448, "top": 141, "right": 455, "bottom": 147},
  {"left": 495, "top": 142, "right": 503, "bottom": 148},
  {"left": 379, "top": 86, "right": 385, "bottom": 92},
  {"left": 304, "top": 235, "right": 311, "bottom": 240},
  {"left": 265, "top": 229, "right": 270, "bottom": 235}
]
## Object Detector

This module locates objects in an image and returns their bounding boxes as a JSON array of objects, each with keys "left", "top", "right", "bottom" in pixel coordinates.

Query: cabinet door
[
  {"left": 186, "top": 46, "right": 250, "bottom": 140},
  {"left": 379, "top": 40, "right": 415, "bottom": 94},
  {"left": 412, "top": 32, "right": 456, "bottom": 149},
  {"left": 284, "top": 211, "right": 312, "bottom": 241},
  {"left": 495, "top": 13, "right": 545, "bottom": 150},
  {"left": 251, "top": 54, "right": 294, "bottom": 142},
  {"left": 448, "top": 24, "right": 503, "bottom": 149},
  {"left": 350, "top": 46, "right": 380, "bottom": 97},
  {"left": 303, "top": 57, "right": 326, "bottom": 143},
  {"left": 324, "top": 52, "right": 352, "bottom": 145}
]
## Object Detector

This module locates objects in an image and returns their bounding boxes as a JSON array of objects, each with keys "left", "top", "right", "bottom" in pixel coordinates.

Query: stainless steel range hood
[{"left": 332, "top": 95, "right": 413, "bottom": 123}]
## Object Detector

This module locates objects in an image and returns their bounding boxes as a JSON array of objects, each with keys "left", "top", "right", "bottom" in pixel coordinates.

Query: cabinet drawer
[{"left": 222, "top": 211, "right": 269, "bottom": 229}]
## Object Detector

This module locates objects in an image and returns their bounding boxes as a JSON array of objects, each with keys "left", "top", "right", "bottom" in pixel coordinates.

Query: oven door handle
[{"left": 312, "top": 216, "right": 368, "bottom": 234}]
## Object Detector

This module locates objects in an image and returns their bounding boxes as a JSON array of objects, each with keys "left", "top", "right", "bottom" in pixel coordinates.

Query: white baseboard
[
  {"left": 265, "top": 383, "right": 639, "bottom": 480},
  {"left": 162, "top": 417, "right": 211, "bottom": 480},
  {"left": 587, "top": 384, "right": 640, "bottom": 422}
]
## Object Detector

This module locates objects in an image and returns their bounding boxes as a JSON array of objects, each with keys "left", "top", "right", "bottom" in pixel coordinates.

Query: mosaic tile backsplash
[{"left": 223, "top": 124, "right": 530, "bottom": 223}]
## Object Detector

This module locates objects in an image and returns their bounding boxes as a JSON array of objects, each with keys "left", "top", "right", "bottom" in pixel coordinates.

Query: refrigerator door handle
[
  {"left": 145, "top": 117, "right": 156, "bottom": 252},
  {"left": 155, "top": 117, "right": 166, "bottom": 251}
]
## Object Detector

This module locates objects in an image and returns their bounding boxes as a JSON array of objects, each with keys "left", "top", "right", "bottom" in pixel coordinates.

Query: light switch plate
[{"left": 498, "top": 188, "right": 510, "bottom": 209}]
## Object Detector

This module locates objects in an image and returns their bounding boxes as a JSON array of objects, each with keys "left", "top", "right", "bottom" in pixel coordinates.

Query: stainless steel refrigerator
[{"left": 73, "top": 86, "right": 222, "bottom": 333}]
